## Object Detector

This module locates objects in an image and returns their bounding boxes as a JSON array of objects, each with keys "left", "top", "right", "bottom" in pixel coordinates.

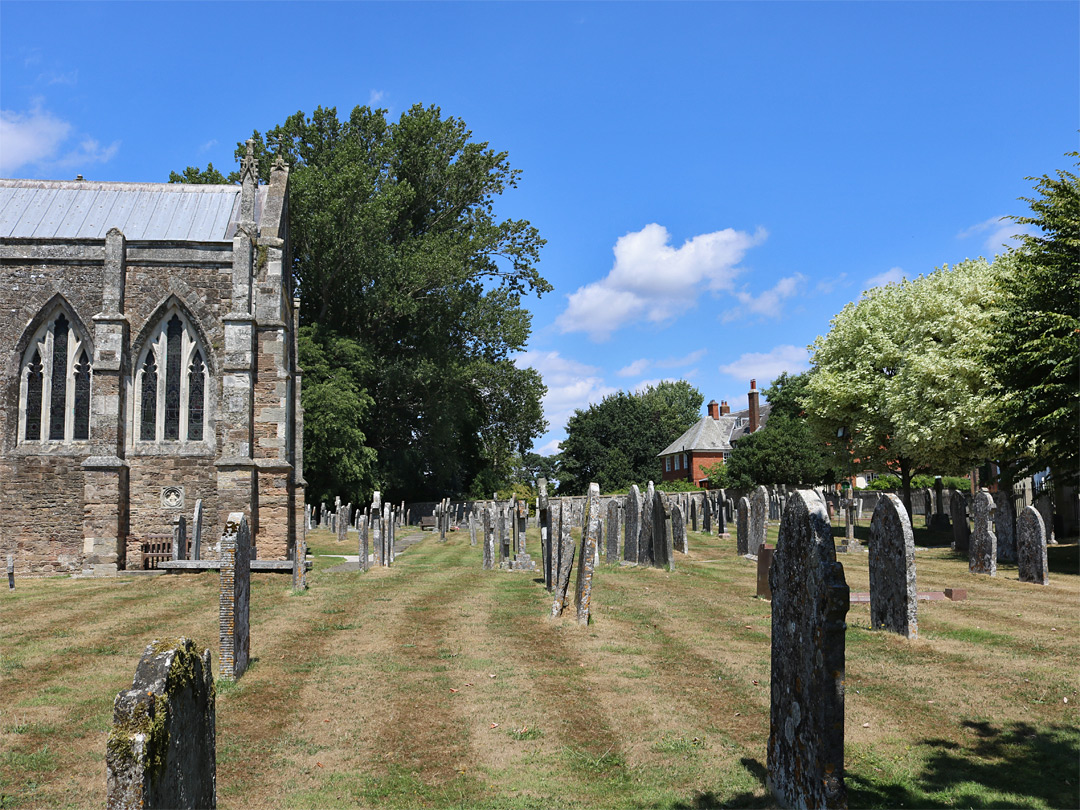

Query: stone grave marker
[
  {"left": 172, "top": 516, "right": 187, "bottom": 561},
  {"left": 671, "top": 503, "right": 688, "bottom": 555},
  {"left": 192, "top": 499, "right": 204, "bottom": 560},
  {"left": 993, "top": 490, "right": 1017, "bottom": 563},
  {"left": 868, "top": 493, "right": 917, "bottom": 638},
  {"left": 767, "top": 490, "right": 849, "bottom": 810},
  {"left": 639, "top": 481, "right": 656, "bottom": 565},
  {"left": 605, "top": 499, "right": 620, "bottom": 563},
  {"left": 1017, "top": 505, "right": 1049, "bottom": 585},
  {"left": 482, "top": 507, "right": 495, "bottom": 570},
  {"left": 970, "top": 491, "right": 997, "bottom": 576},
  {"left": 551, "top": 500, "right": 577, "bottom": 617},
  {"left": 737, "top": 497, "right": 750, "bottom": 555},
  {"left": 539, "top": 480, "right": 553, "bottom": 590},
  {"left": 1034, "top": 492, "right": 1056, "bottom": 544},
  {"left": 703, "top": 495, "right": 712, "bottom": 534},
  {"left": 922, "top": 488, "right": 934, "bottom": 529},
  {"left": 358, "top": 515, "right": 369, "bottom": 571},
  {"left": 293, "top": 526, "right": 307, "bottom": 590},
  {"left": 574, "top": 483, "right": 601, "bottom": 625},
  {"left": 750, "top": 485, "right": 768, "bottom": 556},
  {"left": 950, "top": 490, "right": 970, "bottom": 552},
  {"left": 106, "top": 638, "right": 216, "bottom": 810},
  {"left": 7, "top": 554, "right": 13, "bottom": 590},
  {"left": 624, "top": 485, "right": 641, "bottom": 563},
  {"left": 930, "top": 477, "right": 951, "bottom": 531},
  {"left": 717, "top": 496, "right": 728, "bottom": 537},
  {"left": 219, "top": 513, "right": 250, "bottom": 681},
  {"left": 653, "top": 493, "right": 674, "bottom": 571}
]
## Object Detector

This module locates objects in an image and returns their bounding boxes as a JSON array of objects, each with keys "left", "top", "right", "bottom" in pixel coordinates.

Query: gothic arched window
[
  {"left": 19, "top": 310, "right": 92, "bottom": 443},
  {"left": 135, "top": 311, "right": 209, "bottom": 443}
]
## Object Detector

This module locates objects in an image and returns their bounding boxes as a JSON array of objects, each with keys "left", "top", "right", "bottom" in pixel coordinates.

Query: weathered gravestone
[
  {"left": 702, "top": 495, "right": 712, "bottom": 535},
  {"left": 574, "top": 484, "right": 601, "bottom": 625},
  {"left": 717, "top": 495, "right": 728, "bottom": 537},
  {"left": 930, "top": 477, "right": 951, "bottom": 531},
  {"left": 218, "top": 513, "right": 250, "bottom": 681},
  {"left": 191, "top": 500, "right": 204, "bottom": 560},
  {"left": 624, "top": 485, "right": 641, "bottom": 563},
  {"left": 482, "top": 507, "right": 495, "bottom": 570},
  {"left": 950, "top": 490, "right": 970, "bottom": 553},
  {"left": 671, "top": 503, "right": 688, "bottom": 555},
  {"left": 358, "top": 515, "right": 369, "bottom": 571},
  {"left": 993, "top": 490, "right": 1017, "bottom": 563},
  {"left": 970, "top": 491, "right": 997, "bottom": 576},
  {"left": 767, "top": 491, "right": 849, "bottom": 810},
  {"left": 868, "top": 493, "right": 917, "bottom": 638},
  {"left": 639, "top": 481, "right": 656, "bottom": 565},
  {"left": 1017, "top": 505, "right": 1049, "bottom": 586},
  {"left": 653, "top": 493, "right": 674, "bottom": 571},
  {"left": 1034, "top": 492, "right": 1057, "bottom": 544},
  {"left": 922, "top": 488, "right": 934, "bottom": 529},
  {"left": 7, "top": 554, "right": 13, "bottom": 590},
  {"left": 336, "top": 505, "right": 349, "bottom": 544},
  {"left": 469, "top": 508, "right": 477, "bottom": 547},
  {"left": 605, "top": 499, "right": 620, "bottom": 564},
  {"left": 106, "top": 638, "right": 216, "bottom": 810},
  {"left": 750, "top": 485, "right": 768, "bottom": 556},
  {"left": 497, "top": 504, "right": 510, "bottom": 565},
  {"left": 539, "top": 480, "right": 553, "bottom": 589},
  {"left": 293, "top": 526, "right": 307, "bottom": 590},
  {"left": 384, "top": 502, "right": 394, "bottom": 566},
  {"left": 737, "top": 497, "right": 750, "bottom": 556},
  {"left": 551, "top": 500, "right": 577, "bottom": 617},
  {"left": 172, "top": 516, "right": 187, "bottom": 561},
  {"left": 690, "top": 497, "right": 698, "bottom": 532}
]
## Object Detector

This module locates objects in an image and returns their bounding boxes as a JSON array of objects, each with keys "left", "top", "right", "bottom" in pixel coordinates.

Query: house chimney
[
  {"left": 707, "top": 400, "right": 719, "bottom": 420},
  {"left": 748, "top": 379, "right": 760, "bottom": 433},
  {"left": 720, "top": 400, "right": 730, "bottom": 415}
]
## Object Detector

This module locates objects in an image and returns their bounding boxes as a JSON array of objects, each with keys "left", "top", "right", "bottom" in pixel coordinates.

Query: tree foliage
[
  {"left": 804, "top": 259, "right": 1005, "bottom": 513},
  {"left": 985, "top": 155, "right": 1080, "bottom": 483},
  {"left": 173, "top": 104, "right": 550, "bottom": 503},
  {"left": 558, "top": 381, "right": 704, "bottom": 495}
]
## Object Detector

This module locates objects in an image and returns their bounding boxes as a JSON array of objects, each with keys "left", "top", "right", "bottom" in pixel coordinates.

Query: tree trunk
[{"left": 899, "top": 457, "right": 913, "bottom": 520}]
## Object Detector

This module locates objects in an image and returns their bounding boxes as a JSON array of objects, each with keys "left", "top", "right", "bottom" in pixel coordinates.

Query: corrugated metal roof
[{"left": 0, "top": 179, "right": 264, "bottom": 241}]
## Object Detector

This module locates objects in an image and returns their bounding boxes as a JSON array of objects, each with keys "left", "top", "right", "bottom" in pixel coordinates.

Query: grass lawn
[{"left": 1, "top": 522, "right": 1077, "bottom": 809}]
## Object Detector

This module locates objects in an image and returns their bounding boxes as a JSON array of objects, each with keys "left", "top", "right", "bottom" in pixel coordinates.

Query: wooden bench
[
  {"left": 420, "top": 516, "right": 437, "bottom": 530},
  {"left": 140, "top": 534, "right": 173, "bottom": 570}
]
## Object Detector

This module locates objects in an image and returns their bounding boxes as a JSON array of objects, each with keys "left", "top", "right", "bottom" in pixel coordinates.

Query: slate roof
[
  {"left": 0, "top": 179, "right": 267, "bottom": 242},
  {"left": 657, "top": 402, "right": 773, "bottom": 457}
]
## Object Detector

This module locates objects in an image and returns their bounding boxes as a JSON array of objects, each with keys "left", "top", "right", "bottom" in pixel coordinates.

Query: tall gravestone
[
  {"left": 717, "top": 496, "right": 728, "bottom": 537},
  {"left": 605, "top": 500, "right": 620, "bottom": 564},
  {"left": 624, "top": 485, "right": 641, "bottom": 563},
  {"left": 653, "top": 493, "right": 674, "bottom": 571},
  {"left": 293, "top": 522, "right": 307, "bottom": 590},
  {"left": 336, "top": 505, "right": 349, "bottom": 544},
  {"left": 970, "top": 491, "right": 997, "bottom": 576},
  {"left": 737, "top": 497, "right": 750, "bottom": 555},
  {"left": 750, "top": 485, "right": 768, "bottom": 556},
  {"left": 192, "top": 500, "right": 204, "bottom": 560},
  {"left": 993, "top": 490, "right": 1017, "bottom": 563},
  {"left": 551, "top": 500, "right": 577, "bottom": 617},
  {"left": 106, "top": 638, "right": 216, "bottom": 810},
  {"left": 671, "top": 503, "right": 687, "bottom": 555},
  {"left": 639, "top": 482, "right": 656, "bottom": 565},
  {"left": 950, "top": 490, "right": 970, "bottom": 553},
  {"left": 358, "top": 515, "right": 369, "bottom": 571},
  {"left": 1017, "top": 505, "right": 1049, "bottom": 585},
  {"left": 922, "top": 488, "right": 934, "bottom": 529},
  {"left": 767, "top": 491, "right": 849, "bottom": 810},
  {"left": 868, "top": 493, "right": 917, "bottom": 638},
  {"left": 574, "top": 484, "right": 601, "bottom": 625},
  {"left": 482, "top": 507, "right": 495, "bottom": 570},
  {"left": 373, "top": 502, "right": 384, "bottom": 566},
  {"left": 930, "top": 477, "right": 951, "bottom": 531},
  {"left": 219, "top": 513, "right": 250, "bottom": 681},
  {"left": 469, "top": 508, "right": 477, "bottom": 547},
  {"left": 689, "top": 498, "right": 698, "bottom": 532},
  {"left": 539, "top": 480, "right": 553, "bottom": 590},
  {"left": 702, "top": 495, "right": 712, "bottom": 534},
  {"left": 1034, "top": 492, "right": 1056, "bottom": 544},
  {"left": 172, "top": 516, "right": 187, "bottom": 561},
  {"left": 384, "top": 503, "right": 394, "bottom": 566}
]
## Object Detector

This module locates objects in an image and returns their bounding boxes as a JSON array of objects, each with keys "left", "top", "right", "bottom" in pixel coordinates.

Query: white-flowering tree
[{"left": 804, "top": 258, "right": 1006, "bottom": 515}]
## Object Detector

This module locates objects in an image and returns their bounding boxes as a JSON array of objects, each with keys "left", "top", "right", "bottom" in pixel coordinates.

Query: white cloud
[
  {"left": 0, "top": 101, "right": 118, "bottom": 175},
  {"left": 537, "top": 438, "right": 563, "bottom": 456},
  {"left": 198, "top": 139, "right": 218, "bottom": 154},
  {"left": 718, "top": 344, "right": 810, "bottom": 385},
  {"left": 864, "top": 266, "right": 906, "bottom": 289},
  {"left": 617, "top": 358, "right": 650, "bottom": 378},
  {"left": 958, "top": 215, "right": 1036, "bottom": 255},
  {"left": 557, "top": 223, "right": 766, "bottom": 340},
  {"left": 724, "top": 273, "right": 804, "bottom": 321},
  {"left": 369, "top": 89, "right": 386, "bottom": 107},
  {"left": 514, "top": 350, "right": 616, "bottom": 433},
  {"left": 50, "top": 137, "right": 120, "bottom": 170},
  {"left": 616, "top": 349, "right": 706, "bottom": 378},
  {"left": 815, "top": 272, "right": 848, "bottom": 294}
]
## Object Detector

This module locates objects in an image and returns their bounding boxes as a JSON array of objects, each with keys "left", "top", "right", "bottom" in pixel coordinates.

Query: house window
[
  {"left": 673, "top": 455, "right": 679, "bottom": 471},
  {"left": 136, "top": 311, "right": 208, "bottom": 443},
  {"left": 19, "top": 310, "right": 92, "bottom": 443},
  {"left": 682, "top": 453, "right": 688, "bottom": 470},
  {"left": 665, "top": 457, "right": 671, "bottom": 472}
]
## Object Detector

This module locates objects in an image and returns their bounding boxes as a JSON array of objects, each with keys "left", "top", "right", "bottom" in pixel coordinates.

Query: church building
[{"left": 0, "top": 144, "right": 304, "bottom": 575}]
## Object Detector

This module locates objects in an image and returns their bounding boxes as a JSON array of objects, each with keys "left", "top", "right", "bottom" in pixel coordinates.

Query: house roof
[
  {"left": 657, "top": 402, "right": 774, "bottom": 457},
  {"left": 0, "top": 179, "right": 268, "bottom": 242}
]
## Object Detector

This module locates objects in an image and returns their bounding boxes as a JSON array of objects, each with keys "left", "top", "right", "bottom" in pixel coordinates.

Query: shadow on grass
[
  {"left": 849, "top": 720, "right": 1079, "bottom": 809},
  {"left": 1047, "top": 542, "right": 1078, "bottom": 576},
  {"left": 669, "top": 757, "right": 774, "bottom": 809}
]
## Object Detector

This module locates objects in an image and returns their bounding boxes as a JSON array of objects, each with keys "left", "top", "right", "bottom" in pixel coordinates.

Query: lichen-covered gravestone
[
  {"left": 639, "top": 481, "right": 656, "bottom": 565},
  {"left": 1017, "top": 505, "right": 1049, "bottom": 586},
  {"left": 551, "top": 500, "right": 577, "bottom": 617},
  {"left": 1034, "top": 492, "right": 1056, "bottom": 544},
  {"left": 107, "top": 638, "right": 216, "bottom": 810},
  {"left": 750, "top": 485, "right": 768, "bottom": 556},
  {"left": 993, "top": 490, "right": 1017, "bottom": 563},
  {"left": 703, "top": 495, "right": 712, "bottom": 535},
  {"left": 574, "top": 483, "right": 601, "bottom": 625},
  {"left": 172, "top": 515, "right": 187, "bottom": 561},
  {"left": 868, "top": 493, "right": 917, "bottom": 639},
  {"left": 950, "top": 490, "right": 970, "bottom": 553},
  {"left": 653, "top": 493, "right": 674, "bottom": 571},
  {"left": 737, "top": 497, "right": 750, "bottom": 555},
  {"left": 605, "top": 499, "right": 620, "bottom": 563},
  {"left": 624, "top": 485, "right": 641, "bottom": 563},
  {"left": 218, "top": 513, "right": 250, "bottom": 681},
  {"left": 970, "top": 491, "right": 997, "bottom": 576},
  {"left": 482, "top": 507, "right": 494, "bottom": 570},
  {"left": 767, "top": 491, "right": 849, "bottom": 810},
  {"left": 191, "top": 499, "right": 203, "bottom": 560},
  {"left": 671, "top": 503, "right": 688, "bottom": 555}
]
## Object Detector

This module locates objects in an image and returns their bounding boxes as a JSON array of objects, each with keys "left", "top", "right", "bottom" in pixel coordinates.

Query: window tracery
[{"left": 19, "top": 310, "right": 91, "bottom": 443}]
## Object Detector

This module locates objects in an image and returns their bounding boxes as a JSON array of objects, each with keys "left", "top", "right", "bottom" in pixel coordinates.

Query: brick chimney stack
[
  {"left": 748, "top": 379, "right": 760, "bottom": 433},
  {"left": 708, "top": 400, "right": 719, "bottom": 419},
  {"left": 720, "top": 400, "right": 730, "bottom": 415}
]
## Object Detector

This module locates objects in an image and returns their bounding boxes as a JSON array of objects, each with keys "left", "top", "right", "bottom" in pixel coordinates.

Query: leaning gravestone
[
  {"left": 219, "top": 513, "right": 250, "bottom": 681},
  {"left": 767, "top": 491, "right": 849, "bottom": 810},
  {"left": 605, "top": 499, "right": 620, "bottom": 564},
  {"left": 639, "top": 482, "right": 656, "bottom": 565},
  {"left": 106, "top": 638, "right": 216, "bottom": 810},
  {"left": 671, "top": 503, "right": 688, "bottom": 555},
  {"left": 868, "top": 493, "right": 917, "bottom": 638},
  {"left": 574, "top": 484, "right": 601, "bottom": 625},
  {"left": 551, "top": 500, "right": 577, "bottom": 618},
  {"left": 737, "top": 497, "right": 750, "bottom": 555},
  {"left": 950, "top": 490, "right": 970, "bottom": 553},
  {"left": 970, "top": 491, "right": 997, "bottom": 576},
  {"left": 624, "top": 485, "right": 641, "bottom": 563},
  {"left": 993, "top": 490, "right": 1017, "bottom": 563},
  {"left": 1017, "top": 506, "right": 1049, "bottom": 585},
  {"left": 750, "top": 485, "right": 768, "bottom": 556}
]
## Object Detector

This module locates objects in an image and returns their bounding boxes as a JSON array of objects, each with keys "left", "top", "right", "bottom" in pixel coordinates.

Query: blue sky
[{"left": 2, "top": 1, "right": 1076, "bottom": 456}]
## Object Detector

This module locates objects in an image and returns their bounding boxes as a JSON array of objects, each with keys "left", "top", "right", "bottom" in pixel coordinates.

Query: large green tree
[
  {"left": 804, "top": 258, "right": 1006, "bottom": 515},
  {"left": 173, "top": 104, "right": 550, "bottom": 503},
  {"left": 985, "top": 156, "right": 1079, "bottom": 487},
  {"left": 558, "top": 381, "right": 703, "bottom": 494}
]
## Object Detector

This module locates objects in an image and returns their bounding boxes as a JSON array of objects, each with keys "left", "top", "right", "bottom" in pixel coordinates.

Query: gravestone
[
  {"left": 497, "top": 504, "right": 510, "bottom": 565},
  {"left": 172, "top": 516, "right": 187, "bottom": 561},
  {"left": 703, "top": 495, "right": 712, "bottom": 534},
  {"left": 717, "top": 496, "right": 728, "bottom": 536},
  {"left": 384, "top": 503, "right": 394, "bottom": 566},
  {"left": 970, "top": 491, "right": 997, "bottom": 576},
  {"left": 624, "top": 485, "right": 641, "bottom": 563},
  {"left": 653, "top": 493, "right": 674, "bottom": 571},
  {"left": 218, "top": 513, "right": 250, "bottom": 681},
  {"left": 539, "top": 480, "right": 553, "bottom": 590},
  {"left": 106, "top": 638, "right": 216, "bottom": 810},
  {"left": 842, "top": 498, "right": 858, "bottom": 550},
  {"left": 767, "top": 490, "right": 849, "bottom": 810},
  {"left": 868, "top": 493, "right": 917, "bottom": 638},
  {"left": 750, "top": 485, "right": 768, "bottom": 556},
  {"left": 1017, "top": 505, "right": 1049, "bottom": 585},
  {"left": 922, "top": 488, "right": 933, "bottom": 529},
  {"left": 373, "top": 508, "right": 383, "bottom": 566},
  {"left": 1034, "top": 492, "right": 1056, "bottom": 544},
  {"left": 671, "top": 503, "right": 688, "bottom": 555},
  {"left": 511, "top": 500, "right": 536, "bottom": 570},
  {"left": 690, "top": 497, "right": 698, "bottom": 532},
  {"left": 930, "top": 477, "right": 951, "bottom": 531},
  {"left": 639, "top": 482, "right": 656, "bottom": 565},
  {"left": 950, "top": 490, "right": 970, "bottom": 553},
  {"left": 336, "top": 505, "right": 348, "bottom": 544},
  {"left": 192, "top": 499, "right": 204, "bottom": 560},
  {"left": 737, "top": 497, "right": 750, "bottom": 555},
  {"left": 574, "top": 483, "right": 601, "bottom": 625},
  {"left": 551, "top": 500, "right": 577, "bottom": 617},
  {"left": 605, "top": 499, "right": 620, "bottom": 564},
  {"left": 482, "top": 507, "right": 495, "bottom": 570},
  {"left": 293, "top": 526, "right": 307, "bottom": 590},
  {"left": 993, "top": 490, "right": 1017, "bottom": 563},
  {"left": 7, "top": 554, "right": 13, "bottom": 590},
  {"left": 469, "top": 508, "right": 477, "bottom": 547},
  {"left": 359, "top": 515, "right": 369, "bottom": 571}
]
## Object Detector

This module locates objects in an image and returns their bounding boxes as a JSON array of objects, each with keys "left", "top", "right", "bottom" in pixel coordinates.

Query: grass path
[{"left": 1, "top": 525, "right": 1077, "bottom": 809}]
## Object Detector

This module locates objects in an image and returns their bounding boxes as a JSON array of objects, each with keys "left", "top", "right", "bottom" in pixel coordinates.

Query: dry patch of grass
[{"left": 1, "top": 525, "right": 1077, "bottom": 809}]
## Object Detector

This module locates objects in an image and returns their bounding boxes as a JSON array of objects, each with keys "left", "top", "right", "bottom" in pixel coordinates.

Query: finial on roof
[
  {"left": 272, "top": 153, "right": 288, "bottom": 173},
  {"left": 240, "top": 139, "right": 258, "bottom": 185}
]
